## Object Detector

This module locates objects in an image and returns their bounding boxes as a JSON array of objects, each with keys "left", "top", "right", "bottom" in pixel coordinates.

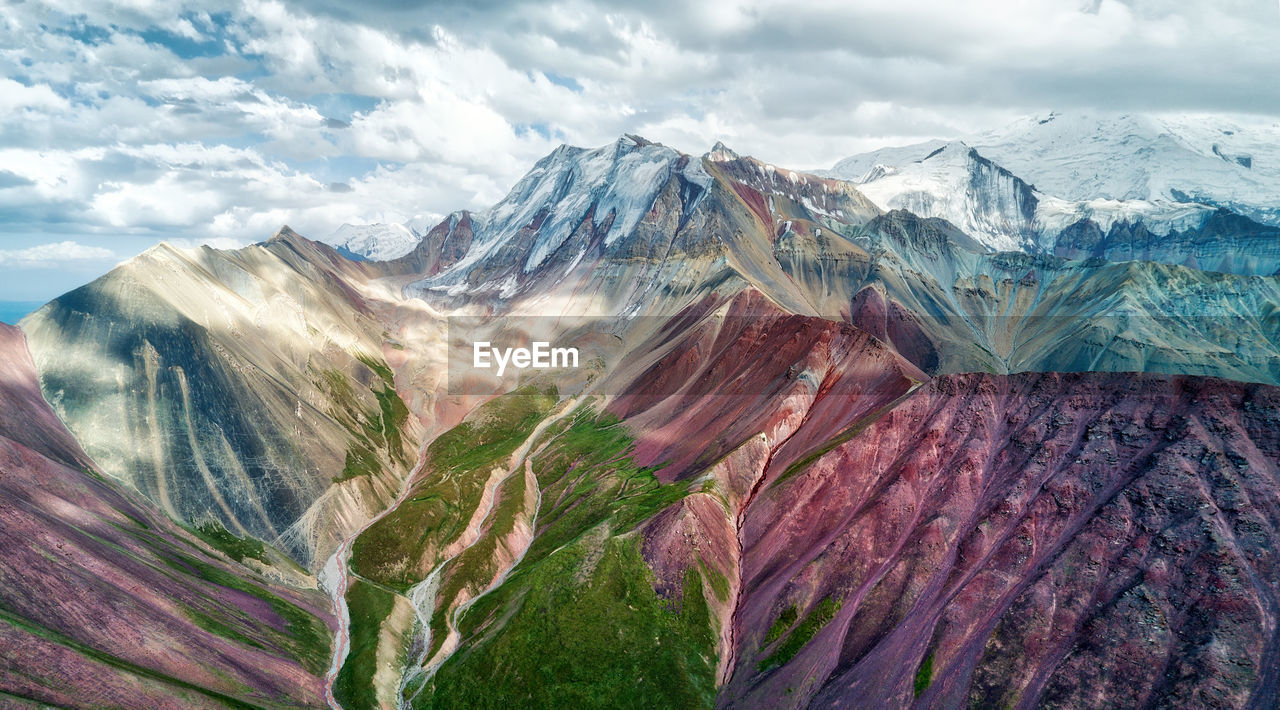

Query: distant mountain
[
  {"left": 827, "top": 113, "right": 1280, "bottom": 275},
  {"left": 395, "top": 136, "right": 1280, "bottom": 386},
  {"left": 972, "top": 112, "right": 1280, "bottom": 226},
  {"left": 829, "top": 141, "right": 1040, "bottom": 252},
  {"left": 325, "top": 217, "right": 440, "bottom": 261}
]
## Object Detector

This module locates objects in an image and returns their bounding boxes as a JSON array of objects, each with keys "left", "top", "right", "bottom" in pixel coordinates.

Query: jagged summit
[
  {"left": 706, "top": 141, "right": 740, "bottom": 162},
  {"left": 411, "top": 135, "right": 699, "bottom": 283},
  {"left": 270, "top": 224, "right": 304, "bottom": 241},
  {"left": 829, "top": 139, "right": 1039, "bottom": 252}
]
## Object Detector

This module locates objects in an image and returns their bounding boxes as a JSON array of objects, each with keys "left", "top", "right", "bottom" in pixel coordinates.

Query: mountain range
[{"left": 2, "top": 112, "right": 1279, "bottom": 709}]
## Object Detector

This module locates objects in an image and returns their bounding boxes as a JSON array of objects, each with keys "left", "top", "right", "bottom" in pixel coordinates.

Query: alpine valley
[{"left": 3, "top": 113, "right": 1279, "bottom": 709}]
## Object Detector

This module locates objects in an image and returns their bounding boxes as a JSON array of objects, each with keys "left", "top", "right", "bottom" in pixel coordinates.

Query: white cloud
[
  {"left": 0, "top": 241, "right": 116, "bottom": 267},
  {"left": 0, "top": 78, "right": 70, "bottom": 114}
]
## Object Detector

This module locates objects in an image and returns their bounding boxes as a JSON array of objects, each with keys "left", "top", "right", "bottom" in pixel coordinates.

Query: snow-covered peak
[
  {"left": 971, "top": 112, "right": 1280, "bottom": 225},
  {"left": 462, "top": 135, "right": 683, "bottom": 273},
  {"left": 706, "top": 141, "right": 740, "bottom": 162},
  {"left": 828, "top": 140, "right": 1037, "bottom": 252},
  {"left": 1032, "top": 195, "right": 1215, "bottom": 248},
  {"left": 826, "top": 112, "right": 1280, "bottom": 253},
  {"left": 827, "top": 139, "right": 948, "bottom": 184},
  {"left": 324, "top": 222, "right": 422, "bottom": 261}
]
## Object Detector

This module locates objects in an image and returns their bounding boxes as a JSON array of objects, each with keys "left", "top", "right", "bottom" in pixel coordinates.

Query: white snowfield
[
  {"left": 827, "top": 111, "right": 1280, "bottom": 253},
  {"left": 973, "top": 112, "right": 1280, "bottom": 215},
  {"left": 835, "top": 142, "right": 1036, "bottom": 252},
  {"left": 325, "top": 221, "right": 424, "bottom": 261}
]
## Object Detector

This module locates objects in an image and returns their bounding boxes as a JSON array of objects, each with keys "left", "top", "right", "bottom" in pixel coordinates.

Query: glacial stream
[
  {"left": 319, "top": 446, "right": 430, "bottom": 710},
  {"left": 319, "top": 395, "right": 578, "bottom": 710}
]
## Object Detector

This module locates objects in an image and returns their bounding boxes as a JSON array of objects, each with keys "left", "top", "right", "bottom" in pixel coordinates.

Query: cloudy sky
[{"left": 1, "top": 0, "right": 1277, "bottom": 302}]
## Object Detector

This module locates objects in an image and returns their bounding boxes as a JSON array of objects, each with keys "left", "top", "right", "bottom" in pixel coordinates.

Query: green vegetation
[
  {"left": 351, "top": 387, "right": 557, "bottom": 590},
  {"left": 374, "top": 381, "right": 411, "bottom": 464},
  {"left": 425, "top": 386, "right": 556, "bottom": 475},
  {"left": 187, "top": 520, "right": 267, "bottom": 564},
  {"left": 423, "top": 461, "right": 532, "bottom": 659},
  {"left": 342, "top": 398, "right": 717, "bottom": 708},
  {"left": 914, "top": 651, "right": 935, "bottom": 697},
  {"left": 698, "top": 557, "right": 731, "bottom": 603},
  {"left": 757, "top": 596, "right": 842, "bottom": 672},
  {"left": 315, "top": 353, "right": 415, "bottom": 485},
  {"left": 157, "top": 550, "right": 330, "bottom": 675},
  {"left": 410, "top": 404, "right": 718, "bottom": 707},
  {"left": 333, "top": 579, "right": 398, "bottom": 710},
  {"left": 520, "top": 407, "right": 687, "bottom": 569},
  {"left": 763, "top": 605, "right": 799, "bottom": 645},
  {"left": 355, "top": 352, "right": 395, "bottom": 387},
  {"left": 183, "top": 607, "right": 266, "bottom": 650},
  {"left": 420, "top": 538, "right": 717, "bottom": 709},
  {"left": 335, "top": 442, "right": 381, "bottom": 483},
  {"left": 359, "top": 351, "right": 412, "bottom": 467}
]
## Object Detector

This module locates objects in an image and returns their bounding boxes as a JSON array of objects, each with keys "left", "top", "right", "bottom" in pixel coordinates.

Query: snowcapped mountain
[
  {"left": 404, "top": 134, "right": 885, "bottom": 310},
  {"left": 826, "top": 139, "right": 1215, "bottom": 253},
  {"left": 828, "top": 141, "right": 1038, "bottom": 252},
  {"left": 826, "top": 140, "right": 948, "bottom": 184},
  {"left": 825, "top": 112, "right": 1280, "bottom": 271},
  {"left": 471, "top": 134, "right": 701, "bottom": 273},
  {"left": 325, "top": 221, "right": 425, "bottom": 261},
  {"left": 971, "top": 112, "right": 1280, "bottom": 226},
  {"left": 406, "top": 134, "right": 717, "bottom": 299}
]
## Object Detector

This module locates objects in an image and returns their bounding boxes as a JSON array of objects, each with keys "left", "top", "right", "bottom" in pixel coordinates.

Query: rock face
[
  {"left": 0, "top": 323, "right": 334, "bottom": 708},
  {"left": 723, "top": 371, "right": 1280, "bottom": 708},
  {"left": 836, "top": 212, "right": 1280, "bottom": 383},
  {"left": 20, "top": 230, "right": 423, "bottom": 567},
  {"left": 1054, "top": 208, "right": 1280, "bottom": 276}
]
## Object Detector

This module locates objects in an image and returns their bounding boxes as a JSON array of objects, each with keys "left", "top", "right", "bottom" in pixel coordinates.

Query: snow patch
[{"left": 323, "top": 222, "right": 422, "bottom": 261}]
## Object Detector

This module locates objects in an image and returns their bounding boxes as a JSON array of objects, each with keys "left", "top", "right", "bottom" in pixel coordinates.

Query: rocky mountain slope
[
  {"left": 20, "top": 233, "right": 427, "bottom": 568},
  {"left": 322, "top": 136, "right": 1279, "bottom": 708},
  {"left": 723, "top": 370, "right": 1279, "bottom": 708},
  {"left": 392, "top": 137, "right": 1280, "bottom": 386},
  {"left": 0, "top": 323, "right": 334, "bottom": 708}
]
